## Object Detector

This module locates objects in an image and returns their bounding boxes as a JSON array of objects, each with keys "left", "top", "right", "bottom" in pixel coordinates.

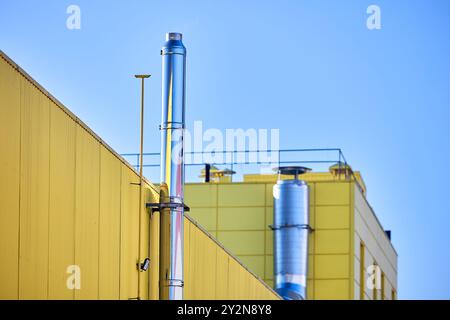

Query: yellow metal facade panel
[
  {"left": 265, "top": 184, "right": 274, "bottom": 207},
  {"left": 315, "top": 230, "right": 350, "bottom": 254},
  {"left": 217, "top": 231, "right": 265, "bottom": 255},
  {"left": 315, "top": 255, "right": 349, "bottom": 279},
  {"left": 119, "top": 167, "right": 140, "bottom": 299},
  {"left": 265, "top": 205, "right": 274, "bottom": 226},
  {"left": 307, "top": 254, "right": 314, "bottom": 279},
  {"left": 184, "top": 218, "right": 278, "bottom": 300},
  {"left": 48, "top": 105, "right": 76, "bottom": 299},
  {"left": 184, "top": 184, "right": 217, "bottom": 207},
  {"left": 238, "top": 256, "right": 265, "bottom": 278},
  {"left": 244, "top": 174, "right": 278, "bottom": 183},
  {"left": 307, "top": 280, "right": 314, "bottom": 299},
  {"left": 264, "top": 255, "right": 273, "bottom": 280},
  {"left": 308, "top": 184, "right": 316, "bottom": 229},
  {"left": 315, "top": 182, "right": 350, "bottom": 206},
  {"left": 308, "top": 228, "right": 316, "bottom": 255},
  {"left": 18, "top": 79, "right": 50, "bottom": 299},
  {"left": 183, "top": 218, "right": 192, "bottom": 298},
  {"left": 198, "top": 232, "right": 217, "bottom": 299},
  {"left": 349, "top": 183, "right": 355, "bottom": 300},
  {"left": 315, "top": 279, "right": 349, "bottom": 300},
  {"left": 237, "top": 263, "right": 251, "bottom": 299},
  {"left": 218, "top": 184, "right": 265, "bottom": 207},
  {"left": 214, "top": 248, "right": 229, "bottom": 299},
  {"left": 75, "top": 128, "right": 100, "bottom": 299},
  {"left": 227, "top": 257, "right": 242, "bottom": 299},
  {"left": 149, "top": 208, "right": 160, "bottom": 300},
  {"left": 218, "top": 207, "right": 265, "bottom": 230},
  {"left": 245, "top": 172, "right": 366, "bottom": 194},
  {"left": 265, "top": 230, "right": 273, "bottom": 255},
  {"left": 188, "top": 207, "right": 217, "bottom": 231},
  {"left": 139, "top": 186, "right": 154, "bottom": 300},
  {"left": 199, "top": 232, "right": 218, "bottom": 299},
  {"left": 185, "top": 221, "right": 217, "bottom": 299},
  {"left": 315, "top": 206, "right": 349, "bottom": 229},
  {"left": 98, "top": 146, "right": 121, "bottom": 299},
  {"left": 0, "top": 57, "right": 21, "bottom": 299}
]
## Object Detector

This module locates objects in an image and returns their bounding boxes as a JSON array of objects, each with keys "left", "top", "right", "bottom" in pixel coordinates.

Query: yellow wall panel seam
[
  {"left": 117, "top": 163, "right": 123, "bottom": 299},
  {"left": 310, "top": 277, "right": 350, "bottom": 280},
  {"left": 349, "top": 182, "right": 354, "bottom": 299},
  {"left": 97, "top": 147, "right": 101, "bottom": 300},
  {"left": 216, "top": 185, "right": 219, "bottom": 233},
  {"left": 16, "top": 75, "right": 23, "bottom": 300},
  {"left": 118, "top": 166, "right": 122, "bottom": 298},
  {"left": 45, "top": 92, "right": 51, "bottom": 300},
  {"left": 313, "top": 228, "right": 350, "bottom": 231},
  {"left": 263, "top": 206, "right": 267, "bottom": 284},
  {"left": 313, "top": 182, "right": 317, "bottom": 299},
  {"left": 72, "top": 125, "right": 78, "bottom": 300},
  {"left": 312, "top": 204, "right": 352, "bottom": 208},
  {"left": 214, "top": 229, "right": 271, "bottom": 232},
  {"left": 46, "top": 102, "right": 51, "bottom": 299},
  {"left": 215, "top": 205, "right": 268, "bottom": 208},
  {"left": 145, "top": 189, "right": 152, "bottom": 300}
]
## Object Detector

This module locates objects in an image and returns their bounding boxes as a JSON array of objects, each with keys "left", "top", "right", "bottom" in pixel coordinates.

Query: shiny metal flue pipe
[
  {"left": 272, "top": 167, "right": 310, "bottom": 300},
  {"left": 159, "top": 32, "right": 186, "bottom": 300}
]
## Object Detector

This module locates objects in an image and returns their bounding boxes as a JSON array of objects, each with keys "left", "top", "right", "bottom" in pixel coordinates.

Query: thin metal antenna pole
[{"left": 135, "top": 74, "right": 151, "bottom": 299}]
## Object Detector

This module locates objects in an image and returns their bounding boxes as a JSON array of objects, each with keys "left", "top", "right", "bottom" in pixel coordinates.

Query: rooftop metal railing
[{"left": 121, "top": 148, "right": 359, "bottom": 184}]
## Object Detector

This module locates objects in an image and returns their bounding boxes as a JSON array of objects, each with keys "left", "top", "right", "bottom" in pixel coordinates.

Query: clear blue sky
[{"left": 1, "top": 0, "right": 449, "bottom": 299}]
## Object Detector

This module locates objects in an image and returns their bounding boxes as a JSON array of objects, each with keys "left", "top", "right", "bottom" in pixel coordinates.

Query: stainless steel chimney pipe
[
  {"left": 272, "top": 166, "right": 311, "bottom": 300},
  {"left": 159, "top": 32, "right": 186, "bottom": 300}
]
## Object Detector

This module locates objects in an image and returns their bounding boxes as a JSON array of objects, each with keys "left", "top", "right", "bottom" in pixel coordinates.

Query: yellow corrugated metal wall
[
  {"left": 0, "top": 53, "right": 154, "bottom": 299},
  {"left": 0, "top": 51, "right": 278, "bottom": 300},
  {"left": 0, "top": 50, "right": 21, "bottom": 300},
  {"left": 184, "top": 217, "right": 278, "bottom": 299}
]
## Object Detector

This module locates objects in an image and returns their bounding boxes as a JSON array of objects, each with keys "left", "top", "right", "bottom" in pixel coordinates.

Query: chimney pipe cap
[
  {"left": 274, "top": 166, "right": 311, "bottom": 177},
  {"left": 166, "top": 32, "right": 182, "bottom": 41}
]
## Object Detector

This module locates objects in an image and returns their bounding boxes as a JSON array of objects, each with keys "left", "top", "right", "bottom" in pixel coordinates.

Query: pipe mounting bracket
[
  {"left": 146, "top": 202, "right": 190, "bottom": 213},
  {"left": 269, "top": 224, "right": 314, "bottom": 232}
]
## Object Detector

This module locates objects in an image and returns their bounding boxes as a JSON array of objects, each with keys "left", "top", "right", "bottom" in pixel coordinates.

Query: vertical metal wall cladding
[{"left": 273, "top": 177, "right": 309, "bottom": 300}]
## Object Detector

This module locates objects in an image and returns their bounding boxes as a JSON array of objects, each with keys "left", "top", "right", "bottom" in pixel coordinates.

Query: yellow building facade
[
  {"left": 0, "top": 49, "right": 396, "bottom": 300},
  {"left": 0, "top": 51, "right": 278, "bottom": 300},
  {"left": 185, "top": 171, "right": 398, "bottom": 300}
]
